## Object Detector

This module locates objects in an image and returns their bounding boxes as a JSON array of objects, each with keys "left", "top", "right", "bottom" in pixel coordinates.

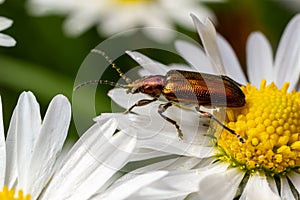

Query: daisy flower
[
  {"left": 0, "top": 0, "right": 16, "bottom": 47},
  {"left": 96, "top": 13, "right": 300, "bottom": 199},
  {"left": 0, "top": 92, "right": 71, "bottom": 199},
  {"left": 26, "top": 0, "right": 217, "bottom": 42},
  {"left": 0, "top": 91, "right": 170, "bottom": 199}
]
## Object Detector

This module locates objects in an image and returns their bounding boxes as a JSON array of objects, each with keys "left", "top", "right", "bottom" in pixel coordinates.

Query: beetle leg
[
  {"left": 195, "top": 107, "right": 245, "bottom": 143},
  {"left": 124, "top": 98, "right": 158, "bottom": 114},
  {"left": 158, "top": 102, "right": 184, "bottom": 140}
]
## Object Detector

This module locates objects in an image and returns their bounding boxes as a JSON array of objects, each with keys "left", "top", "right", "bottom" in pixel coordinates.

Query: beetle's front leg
[
  {"left": 195, "top": 107, "right": 245, "bottom": 143},
  {"left": 158, "top": 102, "right": 184, "bottom": 140},
  {"left": 124, "top": 98, "right": 158, "bottom": 114}
]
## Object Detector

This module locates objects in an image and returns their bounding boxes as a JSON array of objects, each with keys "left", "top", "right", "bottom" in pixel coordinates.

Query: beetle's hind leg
[
  {"left": 158, "top": 102, "right": 184, "bottom": 140},
  {"left": 124, "top": 98, "right": 158, "bottom": 114},
  {"left": 195, "top": 107, "right": 245, "bottom": 143}
]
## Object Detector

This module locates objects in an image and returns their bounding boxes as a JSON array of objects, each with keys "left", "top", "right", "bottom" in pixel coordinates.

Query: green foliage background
[{"left": 0, "top": 0, "right": 297, "bottom": 142}]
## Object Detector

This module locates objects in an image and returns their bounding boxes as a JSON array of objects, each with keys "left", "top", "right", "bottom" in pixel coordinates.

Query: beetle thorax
[{"left": 129, "top": 75, "right": 166, "bottom": 97}]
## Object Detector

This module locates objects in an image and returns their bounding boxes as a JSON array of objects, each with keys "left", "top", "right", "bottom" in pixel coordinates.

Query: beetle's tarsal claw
[{"left": 177, "top": 130, "right": 184, "bottom": 140}]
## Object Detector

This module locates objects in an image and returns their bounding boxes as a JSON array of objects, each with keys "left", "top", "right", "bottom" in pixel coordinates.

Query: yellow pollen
[
  {"left": 217, "top": 79, "right": 300, "bottom": 174},
  {"left": 0, "top": 186, "right": 31, "bottom": 200}
]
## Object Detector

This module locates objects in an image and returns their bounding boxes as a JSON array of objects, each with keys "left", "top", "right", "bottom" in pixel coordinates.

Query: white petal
[
  {"left": 95, "top": 171, "right": 169, "bottom": 200},
  {"left": 280, "top": 176, "right": 295, "bottom": 200},
  {"left": 287, "top": 171, "right": 300, "bottom": 195},
  {"left": 175, "top": 40, "right": 216, "bottom": 74},
  {"left": 42, "top": 119, "right": 137, "bottom": 200},
  {"left": 126, "top": 51, "right": 169, "bottom": 75},
  {"left": 217, "top": 35, "right": 247, "bottom": 85},
  {"left": 108, "top": 88, "right": 152, "bottom": 111},
  {"left": 0, "top": 0, "right": 4, "bottom": 5},
  {"left": 267, "top": 176, "right": 279, "bottom": 195},
  {"left": 191, "top": 14, "right": 226, "bottom": 75},
  {"left": 63, "top": 11, "right": 99, "bottom": 37},
  {"left": 26, "top": 95, "right": 71, "bottom": 199},
  {"left": 140, "top": 135, "right": 214, "bottom": 158},
  {"left": 97, "top": 113, "right": 213, "bottom": 158},
  {"left": 167, "top": 63, "right": 191, "bottom": 71},
  {"left": 132, "top": 163, "right": 229, "bottom": 200},
  {"left": 274, "top": 14, "right": 300, "bottom": 90},
  {"left": 0, "top": 33, "right": 16, "bottom": 47},
  {"left": 16, "top": 92, "right": 42, "bottom": 190},
  {"left": 196, "top": 167, "right": 244, "bottom": 200},
  {"left": 246, "top": 32, "right": 274, "bottom": 87},
  {"left": 240, "top": 173, "right": 281, "bottom": 200},
  {"left": 0, "top": 97, "right": 5, "bottom": 188},
  {"left": 132, "top": 171, "right": 202, "bottom": 199},
  {"left": 0, "top": 17, "right": 13, "bottom": 31},
  {"left": 129, "top": 157, "right": 201, "bottom": 175},
  {"left": 5, "top": 106, "right": 18, "bottom": 187},
  {"left": 99, "top": 9, "right": 139, "bottom": 36},
  {"left": 142, "top": 27, "right": 176, "bottom": 43},
  {"left": 130, "top": 148, "right": 172, "bottom": 162}
]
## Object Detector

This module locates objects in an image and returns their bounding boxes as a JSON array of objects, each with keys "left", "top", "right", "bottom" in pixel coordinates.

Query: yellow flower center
[
  {"left": 217, "top": 80, "right": 300, "bottom": 175},
  {"left": 0, "top": 186, "right": 31, "bottom": 200}
]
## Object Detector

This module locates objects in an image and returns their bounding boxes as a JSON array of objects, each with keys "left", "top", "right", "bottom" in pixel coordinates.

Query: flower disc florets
[
  {"left": 217, "top": 80, "right": 300, "bottom": 175},
  {"left": 0, "top": 186, "right": 31, "bottom": 200}
]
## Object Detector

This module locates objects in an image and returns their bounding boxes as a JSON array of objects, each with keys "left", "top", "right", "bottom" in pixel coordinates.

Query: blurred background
[{"left": 0, "top": 0, "right": 298, "bottom": 142}]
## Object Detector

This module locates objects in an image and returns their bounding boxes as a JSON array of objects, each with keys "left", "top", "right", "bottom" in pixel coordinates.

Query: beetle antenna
[
  {"left": 91, "top": 49, "right": 132, "bottom": 84},
  {"left": 73, "top": 80, "right": 130, "bottom": 91}
]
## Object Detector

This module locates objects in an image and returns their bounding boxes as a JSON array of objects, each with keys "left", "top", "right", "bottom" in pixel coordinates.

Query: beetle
[{"left": 74, "top": 49, "right": 246, "bottom": 142}]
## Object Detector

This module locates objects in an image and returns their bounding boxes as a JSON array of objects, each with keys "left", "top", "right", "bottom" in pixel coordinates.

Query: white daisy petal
[
  {"left": 140, "top": 135, "right": 214, "bottom": 158},
  {"left": 126, "top": 51, "right": 169, "bottom": 75},
  {"left": 130, "top": 148, "right": 172, "bottom": 162},
  {"left": 43, "top": 119, "right": 137, "bottom": 199},
  {"left": 0, "top": 17, "right": 16, "bottom": 47},
  {"left": 196, "top": 167, "right": 244, "bottom": 200},
  {"left": 99, "top": 10, "right": 140, "bottom": 35},
  {"left": 108, "top": 88, "right": 151, "bottom": 112},
  {"left": 131, "top": 171, "right": 202, "bottom": 199},
  {"left": 63, "top": 10, "right": 99, "bottom": 37},
  {"left": 280, "top": 176, "right": 295, "bottom": 200},
  {"left": 267, "top": 176, "right": 279, "bottom": 195},
  {"left": 16, "top": 92, "right": 42, "bottom": 191},
  {"left": 167, "top": 63, "right": 191, "bottom": 71},
  {"left": 143, "top": 29, "right": 176, "bottom": 44},
  {"left": 0, "top": 97, "right": 5, "bottom": 188},
  {"left": 0, "top": 0, "right": 4, "bottom": 5},
  {"left": 26, "top": 95, "right": 71, "bottom": 199},
  {"left": 4, "top": 107, "right": 18, "bottom": 188},
  {"left": 240, "top": 173, "right": 281, "bottom": 200},
  {"left": 0, "top": 17, "right": 13, "bottom": 31},
  {"left": 130, "top": 157, "right": 201, "bottom": 174},
  {"left": 246, "top": 32, "right": 274, "bottom": 87},
  {"left": 0, "top": 33, "right": 16, "bottom": 47},
  {"left": 42, "top": 120, "right": 117, "bottom": 199},
  {"left": 131, "top": 163, "right": 230, "bottom": 200},
  {"left": 274, "top": 14, "right": 300, "bottom": 89},
  {"left": 191, "top": 14, "right": 226, "bottom": 75},
  {"left": 287, "top": 171, "right": 300, "bottom": 194},
  {"left": 217, "top": 35, "right": 247, "bottom": 85},
  {"left": 94, "top": 171, "right": 169, "bottom": 200},
  {"left": 175, "top": 40, "right": 216, "bottom": 74}
]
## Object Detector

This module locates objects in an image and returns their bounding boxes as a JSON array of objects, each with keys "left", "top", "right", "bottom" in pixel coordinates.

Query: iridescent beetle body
[
  {"left": 75, "top": 50, "right": 246, "bottom": 142},
  {"left": 130, "top": 70, "right": 245, "bottom": 107}
]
